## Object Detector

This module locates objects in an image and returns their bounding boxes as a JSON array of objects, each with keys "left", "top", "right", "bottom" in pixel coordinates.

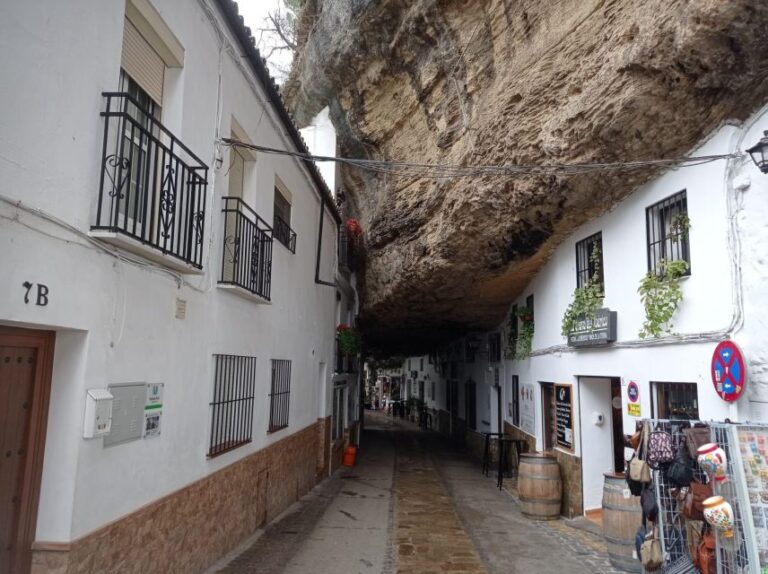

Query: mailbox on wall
[{"left": 83, "top": 389, "right": 114, "bottom": 438}]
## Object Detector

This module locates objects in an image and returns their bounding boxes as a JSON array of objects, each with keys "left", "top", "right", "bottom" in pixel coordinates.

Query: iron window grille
[
  {"left": 220, "top": 197, "right": 273, "bottom": 300},
  {"left": 268, "top": 359, "right": 291, "bottom": 432},
  {"left": 208, "top": 354, "right": 257, "bottom": 458},
  {"left": 575, "top": 231, "right": 604, "bottom": 290},
  {"left": 338, "top": 228, "right": 356, "bottom": 272},
  {"left": 94, "top": 92, "right": 208, "bottom": 268},
  {"left": 526, "top": 294, "right": 534, "bottom": 319},
  {"left": 273, "top": 214, "right": 297, "bottom": 253},
  {"left": 651, "top": 381, "right": 699, "bottom": 420},
  {"left": 511, "top": 375, "right": 520, "bottom": 427},
  {"left": 489, "top": 332, "right": 502, "bottom": 363},
  {"left": 332, "top": 385, "right": 345, "bottom": 440},
  {"left": 508, "top": 304, "right": 518, "bottom": 354},
  {"left": 646, "top": 190, "right": 691, "bottom": 275}
]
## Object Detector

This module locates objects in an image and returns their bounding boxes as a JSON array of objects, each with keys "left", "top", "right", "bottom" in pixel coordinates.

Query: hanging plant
[
  {"left": 670, "top": 213, "right": 690, "bottom": 241},
  {"left": 346, "top": 218, "right": 363, "bottom": 238},
  {"left": 513, "top": 307, "right": 535, "bottom": 360},
  {"left": 561, "top": 243, "right": 604, "bottom": 336},
  {"left": 637, "top": 259, "right": 689, "bottom": 339},
  {"left": 337, "top": 324, "right": 362, "bottom": 354}
]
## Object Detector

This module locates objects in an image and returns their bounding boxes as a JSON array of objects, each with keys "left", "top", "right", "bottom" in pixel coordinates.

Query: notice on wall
[
  {"left": 144, "top": 383, "right": 163, "bottom": 439},
  {"left": 556, "top": 384, "right": 574, "bottom": 451},
  {"left": 520, "top": 382, "right": 536, "bottom": 436},
  {"left": 737, "top": 427, "right": 768, "bottom": 568},
  {"left": 628, "top": 403, "right": 641, "bottom": 417}
]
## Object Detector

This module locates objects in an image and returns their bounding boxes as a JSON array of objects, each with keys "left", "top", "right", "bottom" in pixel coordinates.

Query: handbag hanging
[
  {"left": 629, "top": 421, "right": 652, "bottom": 483},
  {"left": 683, "top": 478, "right": 713, "bottom": 521},
  {"left": 666, "top": 441, "right": 694, "bottom": 487},
  {"left": 697, "top": 523, "right": 717, "bottom": 574},
  {"left": 683, "top": 425, "right": 711, "bottom": 459},
  {"left": 641, "top": 525, "right": 664, "bottom": 571},
  {"left": 647, "top": 428, "right": 674, "bottom": 469},
  {"left": 641, "top": 485, "right": 658, "bottom": 522}
]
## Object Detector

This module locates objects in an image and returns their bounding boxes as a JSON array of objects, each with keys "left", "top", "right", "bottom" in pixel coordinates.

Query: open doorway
[
  {"left": 540, "top": 382, "right": 556, "bottom": 451},
  {"left": 578, "top": 376, "right": 624, "bottom": 517}
]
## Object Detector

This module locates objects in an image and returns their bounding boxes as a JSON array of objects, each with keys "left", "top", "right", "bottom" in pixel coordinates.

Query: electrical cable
[{"left": 221, "top": 137, "right": 743, "bottom": 179}]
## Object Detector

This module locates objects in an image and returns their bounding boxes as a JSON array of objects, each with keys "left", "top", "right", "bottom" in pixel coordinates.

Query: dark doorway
[
  {"left": 541, "top": 382, "right": 556, "bottom": 451},
  {"left": 0, "top": 327, "right": 55, "bottom": 574},
  {"left": 465, "top": 380, "right": 477, "bottom": 431},
  {"left": 610, "top": 378, "right": 625, "bottom": 472}
]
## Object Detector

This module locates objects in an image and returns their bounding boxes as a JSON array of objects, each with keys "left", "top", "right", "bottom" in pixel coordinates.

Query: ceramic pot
[
  {"left": 697, "top": 443, "right": 728, "bottom": 483},
  {"left": 702, "top": 495, "right": 734, "bottom": 538}
]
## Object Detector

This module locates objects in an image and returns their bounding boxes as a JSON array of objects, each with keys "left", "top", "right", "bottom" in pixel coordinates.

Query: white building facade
[
  {"left": 0, "top": 1, "right": 358, "bottom": 572},
  {"left": 411, "top": 105, "right": 768, "bottom": 517}
]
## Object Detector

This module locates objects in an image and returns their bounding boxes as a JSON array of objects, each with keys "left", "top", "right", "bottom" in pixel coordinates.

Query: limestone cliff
[{"left": 285, "top": 0, "right": 768, "bottom": 351}]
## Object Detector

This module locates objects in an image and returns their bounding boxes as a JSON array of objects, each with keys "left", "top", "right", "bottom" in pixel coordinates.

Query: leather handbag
[
  {"left": 683, "top": 479, "right": 713, "bottom": 521},
  {"left": 683, "top": 425, "right": 711, "bottom": 459},
  {"left": 629, "top": 429, "right": 642, "bottom": 451},
  {"left": 629, "top": 422, "right": 652, "bottom": 483},
  {"left": 647, "top": 429, "right": 674, "bottom": 468},
  {"left": 697, "top": 524, "right": 717, "bottom": 574},
  {"left": 666, "top": 441, "right": 694, "bottom": 487},
  {"left": 641, "top": 527, "right": 663, "bottom": 571},
  {"left": 641, "top": 486, "right": 658, "bottom": 522}
]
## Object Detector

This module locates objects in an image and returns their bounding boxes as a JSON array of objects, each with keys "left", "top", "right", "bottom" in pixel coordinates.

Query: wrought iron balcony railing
[
  {"left": 220, "top": 197, "right": 273, "bottom": 300},
  {"left": 94, "top": 93, "right": 208, "bottom": 268},
  {"left": 273, "top": 214, "right": 297, "bottom": 253}
]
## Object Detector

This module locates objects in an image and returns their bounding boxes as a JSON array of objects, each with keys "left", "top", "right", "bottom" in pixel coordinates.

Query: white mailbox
[{"left": 83, "top": 389, "right": 114, "bottom": 438}]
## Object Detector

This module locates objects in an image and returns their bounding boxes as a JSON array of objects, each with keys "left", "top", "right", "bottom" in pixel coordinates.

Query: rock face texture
[{"left": 285, "top": 0, "right": 768, "bottom": 351}]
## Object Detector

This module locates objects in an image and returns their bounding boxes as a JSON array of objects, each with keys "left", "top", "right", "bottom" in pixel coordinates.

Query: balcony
[
  {"left": 335, "top": 347, "right": 358, "bottom": 374},
  {"left": 273, "top": 214, "right": 297, "bottom": 253},
  {"left": 219, "top": 197, "right": 273, "bottom": 301},
  {"left": 92, "top": 93, "right": 208, "bottom": 271}
]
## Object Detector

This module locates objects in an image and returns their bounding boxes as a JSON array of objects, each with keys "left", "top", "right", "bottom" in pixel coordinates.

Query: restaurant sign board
[{"left": 567, "top": 308, "right": 618, "bottom": 348}]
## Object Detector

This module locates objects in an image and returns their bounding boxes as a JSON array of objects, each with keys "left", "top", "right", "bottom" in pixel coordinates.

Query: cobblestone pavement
[{"left": 209, "top": 412, "right": 628, "bottom": 574}]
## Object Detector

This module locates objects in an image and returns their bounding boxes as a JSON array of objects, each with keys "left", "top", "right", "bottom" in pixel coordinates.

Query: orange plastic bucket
[{"left": 343, "top": 445, "right": 357, "bottom": 467}]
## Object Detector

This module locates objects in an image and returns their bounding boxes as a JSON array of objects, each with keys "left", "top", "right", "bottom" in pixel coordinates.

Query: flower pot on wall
[
  {"left": 697, "top": 443, "right": 727, "bottom": 483},
  {"left": 702, "top": 496, "right": 734, "bottom": 538}
]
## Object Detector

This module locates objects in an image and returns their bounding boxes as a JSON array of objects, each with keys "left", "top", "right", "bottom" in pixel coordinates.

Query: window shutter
[{"left": 121, "top": 18, "right": 164, "bottom": 105}]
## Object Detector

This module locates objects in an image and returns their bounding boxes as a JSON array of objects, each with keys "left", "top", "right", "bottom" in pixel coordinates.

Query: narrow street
[{"left": 209, "top": 412, "right": 621, "bottom": 574}]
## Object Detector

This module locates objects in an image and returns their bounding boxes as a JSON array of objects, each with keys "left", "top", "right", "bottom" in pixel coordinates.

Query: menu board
[
  {"left": 556, "top": 384, "right": 574, "bottom": 451},
  {"left": 520, "top": 382, "right": 536, "bottom": 436},
  {"left": 737, "top": 427, "right": 768, "bottom": 569}
]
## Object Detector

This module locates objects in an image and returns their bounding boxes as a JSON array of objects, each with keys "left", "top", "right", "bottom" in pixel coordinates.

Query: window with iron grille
[
  {"left": 652, "top": 382, "right": 699, "bottom": 420},
  {"left": 332, "top": 384, "right": 345, "bottom": 440},
  {"left": 420, "top": 358, "right": 424, "bottom": 371},
  {"left": 526, "top": 294, "right": 534, "bottom": 319},
  {"left": 575, "top": 231, "right": 604, "bottom": 290},
  {"left": 208, "top": 354, "right": 257, "bottom": 458},
  {"left": 268, "top": 359, "right": 291, "bottom": 432},
  {"left": 646, "top": 190, "right": 691, "bottom": 275},
  {"left": 510, "top": 375, "right": 520, "bottom": 427},
  {"left": 489, "top": 332, "right": 502, "bottom": 363}
]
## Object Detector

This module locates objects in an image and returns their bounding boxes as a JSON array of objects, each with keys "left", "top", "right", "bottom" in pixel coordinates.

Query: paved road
[{"left": 209, "top": 412, "right": 622, "bottom": 574}]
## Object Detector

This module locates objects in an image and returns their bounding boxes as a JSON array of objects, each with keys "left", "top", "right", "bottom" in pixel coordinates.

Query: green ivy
[
  {"left": 515, "top": 318, "right": 535, "bottom": 360},
  {"left": 638, "top": 259, "right": 689, "bottom": 339}
]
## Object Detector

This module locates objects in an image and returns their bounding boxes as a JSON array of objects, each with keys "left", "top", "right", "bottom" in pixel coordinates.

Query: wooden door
[{"left": 0, "top": 328, "right": 55, "bottom": 574}]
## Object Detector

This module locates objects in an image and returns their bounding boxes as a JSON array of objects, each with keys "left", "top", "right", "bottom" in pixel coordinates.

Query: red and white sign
[{"left": 711, "top": 341, "right": 747, "bottom": 403}]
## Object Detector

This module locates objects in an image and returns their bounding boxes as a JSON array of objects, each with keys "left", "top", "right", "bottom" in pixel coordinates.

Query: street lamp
[{"left": 747, "top": 130, "right": 768, "bottom": 174}]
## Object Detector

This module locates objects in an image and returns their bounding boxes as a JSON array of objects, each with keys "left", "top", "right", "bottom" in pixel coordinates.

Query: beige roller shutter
[{"left": 121, "top": 17, "right": 164, "bottom": 105}]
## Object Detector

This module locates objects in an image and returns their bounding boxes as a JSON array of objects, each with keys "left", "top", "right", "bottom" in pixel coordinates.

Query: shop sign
[
  {"left": 711, "top": 341, "right": 747, "bottom": 403},
  {"left": 555, "top": 384, "right": 574, "bottom": 451},
  {"left": 566, "top": 308, "right": 617, "bottom": 347},
  {"left": 628, "top": 403, "right": 641, "bottom": 417},
  {"left": 520, "top": 383, "right": 536, "bottom": 436},
  {"left": 144, "top": 383, "right": 163, "bottom": 439}
]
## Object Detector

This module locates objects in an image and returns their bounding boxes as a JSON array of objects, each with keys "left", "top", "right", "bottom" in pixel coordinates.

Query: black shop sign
[
  {"left": 567, "top": 308, "right": 617, "bottom": 348},
  {"left": 555, "top": 384, "right": 574, "bottom": 451}
]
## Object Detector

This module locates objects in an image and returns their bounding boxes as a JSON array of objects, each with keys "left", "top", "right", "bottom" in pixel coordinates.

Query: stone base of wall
[
  {"left": 503, "top": 422, "right": 583, "bottom": 518},
  {"left": 32, "top": 421, "right": 323, "bottom": 574},
  {"left": 316, "top": 416, "right": 332, "bottom": 481}
]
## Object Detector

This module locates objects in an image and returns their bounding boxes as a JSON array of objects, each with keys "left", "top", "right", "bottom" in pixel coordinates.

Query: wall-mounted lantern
[{"left": 747, "top": 130, "right": 768, "bottom": 174}]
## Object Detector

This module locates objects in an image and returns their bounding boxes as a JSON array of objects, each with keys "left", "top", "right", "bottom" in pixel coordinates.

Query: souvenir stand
[{"left": 641, "top": 420, "right": 767, "bottom": 574}]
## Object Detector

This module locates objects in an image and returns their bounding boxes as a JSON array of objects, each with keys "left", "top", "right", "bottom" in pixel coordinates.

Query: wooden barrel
[
  {"left": 518, "top": 453, "right": 562, "bottom": 520},
  {"left": 602, "top": 473, "right": 643, "bottom": 573}
]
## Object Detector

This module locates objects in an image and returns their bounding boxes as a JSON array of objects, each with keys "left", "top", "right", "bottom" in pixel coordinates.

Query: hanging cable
[{"left": 221, "top": 137, "right": 743, "bottom": 180}]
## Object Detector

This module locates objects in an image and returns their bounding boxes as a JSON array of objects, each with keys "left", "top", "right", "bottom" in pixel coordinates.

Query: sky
[{"left": 237, "top": 0, "right": 294, "bottom": 82}]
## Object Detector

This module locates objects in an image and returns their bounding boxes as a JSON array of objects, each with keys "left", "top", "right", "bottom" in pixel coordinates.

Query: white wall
[
  {"left": 0, "top": 0, "right": 343, "bottom": 542},
  {"left": 579, "top": 377, "right": 616, "bottom": 510}
]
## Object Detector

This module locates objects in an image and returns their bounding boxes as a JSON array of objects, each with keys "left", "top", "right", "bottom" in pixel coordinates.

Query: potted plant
[
  {"left": 346, "top": 218, "right": 363, "bottom": 238},
  {"left": 638, "top": 258, "right": 689, "bottom": 338},
  {"left": 561, "top": 243, "right": 604, "bottom": 337},
  {"left": 515, "top": 307, "right": 535, "bottom": 360},
  {"left": 336, "top": 324, "right": 362, "bottom": 354}
]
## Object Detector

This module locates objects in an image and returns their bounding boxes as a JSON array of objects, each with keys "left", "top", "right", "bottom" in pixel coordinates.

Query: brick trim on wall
[{"left": 32, "top": 421, "right": 324, "bottom": 574}]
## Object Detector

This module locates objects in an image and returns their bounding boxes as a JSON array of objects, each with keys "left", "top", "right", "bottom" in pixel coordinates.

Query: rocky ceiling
[{"left": 284, "top": 0, "right": 768, "bottom": 353}]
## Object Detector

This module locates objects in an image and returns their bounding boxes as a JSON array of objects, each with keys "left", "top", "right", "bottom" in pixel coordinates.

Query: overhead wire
[{"left": 220, "top": 137, "right": 743, "bottom": 180}]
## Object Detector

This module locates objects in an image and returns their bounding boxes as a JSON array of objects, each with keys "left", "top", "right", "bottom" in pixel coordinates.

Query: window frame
[
  {"left": 208, "top": 354, "right": 257, "bottom": 458},
  {"left": 575, "top": 231, "right": 604, "bottom": 291},
  {"left": 651, "top": 381, "right": 699, "bottom": 420},
  {"left": 488, "top": 332, "right": 502, "bottom": 363},
  {"left": 646, "top": 190, "right": 691, "bottom": 276},
  {"left": 510, "top": 375, "right": 520, "bottom": 427},
  {"left": 268, "top": 359, "right": 291, "bottom": 433}
]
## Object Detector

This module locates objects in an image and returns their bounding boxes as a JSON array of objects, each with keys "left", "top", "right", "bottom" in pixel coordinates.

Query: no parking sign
[{"left": 711, "top": 341, "right": 747, "bottom": 402}]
